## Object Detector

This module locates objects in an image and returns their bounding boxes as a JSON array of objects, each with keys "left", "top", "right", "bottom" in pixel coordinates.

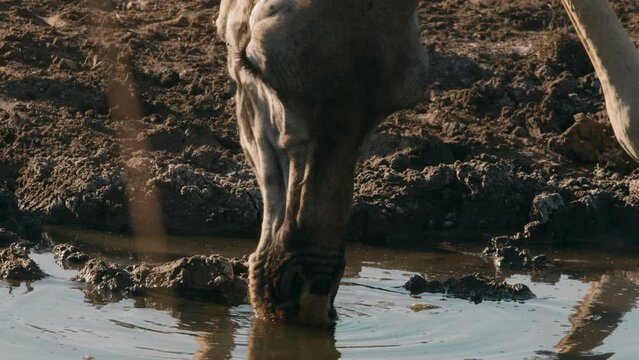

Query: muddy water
[{"left": 2, "top": 228, "right": 639, "bottom": 359}]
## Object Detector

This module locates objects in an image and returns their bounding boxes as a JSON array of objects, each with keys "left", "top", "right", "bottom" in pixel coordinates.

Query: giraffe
[{"left": 217, "top": 0, "right": 428, "bottom": 323}]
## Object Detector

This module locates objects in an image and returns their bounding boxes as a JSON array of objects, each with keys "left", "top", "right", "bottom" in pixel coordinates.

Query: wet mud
[
  {"left": 0, "top": 187, "right": 41, "bottom": 242},
  {"left": 483, "top": 236, "right": 549, "bottom": 271},
  {"left": 52, "top": 242, "right": 90, "bottom": 265},
  {"left": 52, "top": 242, "right": 249, "bottom": 305},
  {"left": 0, "top": 242, "right": 45, "bottom": 280},
  {"left": 403, "top": 273, "right": 535, "bottom": 303},
  {"left": 1, "top": 0, "right": 639, "bottom": 247},
  {"left": 0, "top": 185, "right": 44, "bottom": 280}
]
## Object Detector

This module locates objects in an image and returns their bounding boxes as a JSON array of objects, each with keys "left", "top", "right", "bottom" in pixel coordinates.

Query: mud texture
[
  {"left": 483, "top": 236, "right": 549, "bottom": 271},
  {"left": 2, "top": 1, "right": 639, "bottom": 245},
  {"left": 404, "top": 273, "right": 535, "bottom": 303},
  {"left": 0, "top": 187, "right": 41, "bottom": 242},
  {"left": 129, "top": 255, "right": 247, "bottom": 304},
  {"left": 0, "top": 242, "right": 45, "bottom": 280},
  {"left": 72, "top": 249, "right": 248, "bottom": 305},
  {"left": 74, "top": 258, "right": 134, "bottom": 291},
  {"left": 53, "top": 242, "right": 90, "bottom": 266}
]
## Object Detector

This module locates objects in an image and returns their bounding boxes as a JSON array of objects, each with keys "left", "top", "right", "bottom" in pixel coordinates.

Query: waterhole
[{"left": 2, "top": 227, "right": 639, "bottom": 359}]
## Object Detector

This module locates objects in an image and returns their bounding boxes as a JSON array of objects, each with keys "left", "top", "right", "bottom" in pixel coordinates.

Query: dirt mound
[
  {"left": 129, "top": 255, "right": 247, "bottom": 304},
  {"left": 71, "top": 249, "right": 248, "bottom": 305},
  {"left": 53, "top": 243, "right": 90, "bottom": 266},
  {"left": 2, "top": 0, "right": 639, "bottom": 246},
  {"left": 0, "top": 242, "right": 46, "bottom": 280}
]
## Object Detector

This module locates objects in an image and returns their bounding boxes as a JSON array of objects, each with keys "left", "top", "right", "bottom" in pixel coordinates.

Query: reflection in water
[
  {"left": 10, "top": 230, "right": 639, "bottom": 359},
  {"left": 247, "top": 320, "right": 340, "bottom": 360},
  {"left": 132, "top": 293, "right": 239, "bottom": 360},
  {"left": 556, "top": 272, "right": 639, "bottom": 358},
  {"left": 6, "top": 280, "right": 34, "bottom": 294},
  {"left": 79, "top": 288, "right": 341, "bottom": 360}
]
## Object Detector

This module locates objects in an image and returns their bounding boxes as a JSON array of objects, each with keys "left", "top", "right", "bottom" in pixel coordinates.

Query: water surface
[{"left": 2, "top": 227, "right": 639, "bottom": 359}]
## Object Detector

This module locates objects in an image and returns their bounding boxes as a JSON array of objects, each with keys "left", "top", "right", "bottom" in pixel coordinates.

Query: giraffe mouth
[{"left": 249, "top": 250, "right": 345, "bottom": 325}]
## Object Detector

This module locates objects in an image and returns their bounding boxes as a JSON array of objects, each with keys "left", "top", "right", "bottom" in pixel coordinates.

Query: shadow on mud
[
  {"left": 1, "top": 76, "right": 109, "bottom": 114},
  {"left": 426, "top": 51, "right": 489, "bottom": 91}
]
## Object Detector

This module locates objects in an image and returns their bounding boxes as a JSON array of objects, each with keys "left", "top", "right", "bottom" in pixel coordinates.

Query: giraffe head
[{"left": 217, "top": 0, "right": 428, "bottom": 324}]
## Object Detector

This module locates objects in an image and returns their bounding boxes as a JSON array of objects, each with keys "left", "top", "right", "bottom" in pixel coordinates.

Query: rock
[
  {"left": 0, "top": 242, "right": 45, "bottom": 280},
  {"left": 403, "top": 274, "right": 534, "bottom": 303}
]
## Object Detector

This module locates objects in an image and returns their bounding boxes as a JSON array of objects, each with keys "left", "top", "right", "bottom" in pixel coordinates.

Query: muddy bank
[
  {"left": 1, "top": 0, "right": 259, "bottom": 236},
  {"left": 2, "top": 1, "right": 639, "bottom": 245},
  {"left": 53, "top": 242, "right": 248, "bottom": 305}
]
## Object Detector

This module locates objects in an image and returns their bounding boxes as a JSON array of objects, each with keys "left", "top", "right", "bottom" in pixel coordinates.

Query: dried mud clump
[
  {"left": 483, "top": 240, "right": 548, "bottom": 271},
  {"left": 53, "top": 243, "right": 91, "bottom": 267},
  {"left": 548, "top": 114, "right": 615, "bottom": 163},
  {"left": 73, "top": 254, "right": 248, "bottom": 305},
  {"left": 74, "top": 258, "right": 134, "bottom": 292},
  {"left": 0, "top": 242, "right": 46, "bottom": 281},
  {"left": 537, "top": 31, "right": 593, "bottom": 78},
  {"left": 129, "top": 255, "right": 247, "bottom": 305},
  {"left": 404, "top": 274, "right": 535, "bottom": 303}
]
